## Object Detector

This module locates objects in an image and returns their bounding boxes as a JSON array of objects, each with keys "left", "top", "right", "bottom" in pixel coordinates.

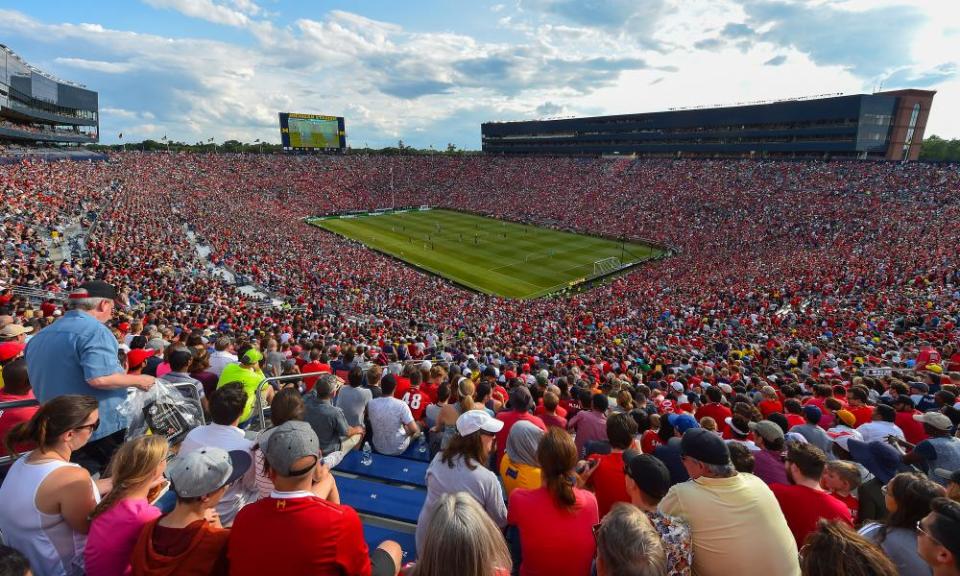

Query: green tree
[{"left": 920, "top": 135, "right": 960, "bottom": 161}]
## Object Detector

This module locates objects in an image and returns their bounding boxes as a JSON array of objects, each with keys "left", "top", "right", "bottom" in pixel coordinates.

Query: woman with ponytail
[
  {"left": 84, "top": 435, "right": 169, "bottom": 576},
  {"left": 507, "top": 427, "right": 599, "bottom": 576},
  {"left": 0, "top": 395, "right": 104, "bottom": 576}
]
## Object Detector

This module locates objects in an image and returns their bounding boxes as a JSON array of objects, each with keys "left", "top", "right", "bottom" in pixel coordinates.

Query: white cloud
[
  {"left": 141, "top": 0, "right": 254, "bottom": 27},
  {"left": 54, "top": 57, "right": 134, "bottom": 74},
  {"left": 0, "top": 0, "right": 957, "bottom": 148}
]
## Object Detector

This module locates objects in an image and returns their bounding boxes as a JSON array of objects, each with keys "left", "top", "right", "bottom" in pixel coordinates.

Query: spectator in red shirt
[
  {"left": 0, "top": 358, "right": 39, "bottom": 456},
  {"left": 640, "top": 413, "right": 662, "bottom": 454},
  {"left": 228, "top": 421, "right": 402, "bottom": 576},
  {"left": 538, "top": 391, "right": 567, "bottom": 429},
  {"left": 300, "top": 348, "right": 331, "bottom": 393},
  {"left": 892, "top": 396, "right": 928, "bottom": 445},
  {"left": 409, "top": 492, "right": 512, "bottom": 576},
  {"left": 846, "top": 387, "right": 874, "bottom": 428},
  {"left": 771, "top": 442, "right": 853, "bottom": 546},
  {"left": 507, "top": 427, "right": 599, "bottom": 576},
  {"left": 784, "top": 398, "right": 807, "bottom": 429},
  {"left": 401, "top": 370, "right": 433, "bottom": 424},
  {"left": 758, "top": 386, "right": 784, "bottom": 418},
  {"left": 495, "top": 387, "right": 545, "bottom": 468},
  {"left": 587, "top": 412, "right": 639, "bottom": 518},
  {"left": 695, "top": 387, "right": 732, "bottom": 435}
]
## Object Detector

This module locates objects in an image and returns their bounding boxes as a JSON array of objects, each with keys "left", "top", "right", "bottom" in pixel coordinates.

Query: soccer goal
[{"left": 592, "top": 256, "right": 622, "bottom": 276}]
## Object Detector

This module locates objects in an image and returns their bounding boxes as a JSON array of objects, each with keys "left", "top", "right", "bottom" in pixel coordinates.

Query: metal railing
[{"left": 253, "top": 371, "right": 332, "bottom": 430}]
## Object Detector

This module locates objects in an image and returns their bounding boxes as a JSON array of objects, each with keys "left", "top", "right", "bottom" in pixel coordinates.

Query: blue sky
[{"left": 2, "top": 0, "right": 958, "bottom": 148}]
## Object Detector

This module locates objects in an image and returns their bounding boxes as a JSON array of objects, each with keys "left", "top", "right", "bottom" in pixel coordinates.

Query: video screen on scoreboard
[{"left": 279, "top": 112, "right": 346, "bottom": 150}]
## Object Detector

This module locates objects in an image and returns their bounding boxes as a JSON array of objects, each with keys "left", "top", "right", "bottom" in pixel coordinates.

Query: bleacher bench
[
  {"left": 337, "top": 476, "right": 425, "bottom": 524},
  {"left": 338, "top": 450, "right": 428, "bottom": 488}
]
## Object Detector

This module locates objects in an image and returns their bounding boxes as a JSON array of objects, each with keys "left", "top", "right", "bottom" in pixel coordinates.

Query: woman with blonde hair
[
  {"left": 84, "top": 436, "right": 169, "bottom": 576},
  {"left": 409, "top": 492, "right": 512, "bottom": 576},
  {"left": 435, "top": 377, "right": 477, "bottom": 449},
  {"left": 0, "top": 395, "right": 105, "bottom": 576}
]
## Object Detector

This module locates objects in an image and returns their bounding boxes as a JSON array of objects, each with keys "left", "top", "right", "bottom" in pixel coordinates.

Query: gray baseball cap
[
  {"left": 264, "top": 420, "right": 320, "bottom": 476},
  {"left": 167, "top": 447, "right": 251, "bottom": 498}
]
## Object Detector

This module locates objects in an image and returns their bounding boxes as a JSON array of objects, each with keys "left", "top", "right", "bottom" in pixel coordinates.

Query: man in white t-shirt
[
  {"left": 856, "top": 404, "right": 905, "bottom": 444},
  {"left": 179, "top": 382, "right": 258, "bottom": 526},
  {"left": 208, "top": 336, "right": 239, "bottom": 377},
  {"left": 366, "top": 374, "right": 419, "bottom": 455}
]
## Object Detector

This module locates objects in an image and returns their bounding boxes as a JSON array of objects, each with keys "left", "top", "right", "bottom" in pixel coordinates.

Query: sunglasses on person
[
  {"left": 917, "top": 520, "right": 940, "bottom": 544},
  {"left": 72, "top": 419, "right": 100, "bottom": 433}
]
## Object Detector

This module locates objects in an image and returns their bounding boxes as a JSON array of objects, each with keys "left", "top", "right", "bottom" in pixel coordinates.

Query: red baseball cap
[
  {"left": 0, "top": 341, "right": 25, "bottom": 363},
  {"left": 127, "top": 348, "right": 156, "bottom": 371}
]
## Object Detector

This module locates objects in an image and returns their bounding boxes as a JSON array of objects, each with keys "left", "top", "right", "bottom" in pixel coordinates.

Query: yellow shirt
[
  {"left": 217, "top": 364, "right": 266, "bottom": 422},
  {"left": 659, "top": 472, "right": 800, "bottom": 576},
  {"left": 500, "top": 453, "right": 542, "bottom": 498}
]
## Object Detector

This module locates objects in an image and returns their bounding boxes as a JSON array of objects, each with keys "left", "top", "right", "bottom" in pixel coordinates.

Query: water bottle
[
  {"left": 417, "top": 434, "right": 428, "bottom": 454},
  {"left": 361, "top": 442, "right": 373, "bottom": 466}
]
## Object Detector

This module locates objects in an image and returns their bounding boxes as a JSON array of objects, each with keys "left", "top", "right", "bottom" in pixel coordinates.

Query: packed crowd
[{"left": 0, "top": 151, "right": 959, "bottom": 576}]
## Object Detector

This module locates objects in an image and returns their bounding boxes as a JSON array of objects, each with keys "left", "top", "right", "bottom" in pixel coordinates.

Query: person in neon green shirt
[{"left": 217, "top": 347, "right": 273, "bottom": 424}]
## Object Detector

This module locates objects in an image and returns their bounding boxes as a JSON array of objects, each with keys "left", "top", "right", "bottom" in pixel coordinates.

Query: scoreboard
[{"left": 279, "top": 112, "right": 346, "bottom": 150}]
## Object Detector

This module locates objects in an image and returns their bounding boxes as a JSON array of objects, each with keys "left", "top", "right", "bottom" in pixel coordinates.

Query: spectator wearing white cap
[{"left": 415, "top": 410, "right": 506, "bottom": 556}]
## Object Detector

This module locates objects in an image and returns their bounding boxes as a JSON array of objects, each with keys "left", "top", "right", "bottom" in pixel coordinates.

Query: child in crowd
[
  {"left": 698, "top": 416, "right": 719, "bottom": 435},
  {"left": 84, "top": 436, "right": 169, "bottom": 576},
  {"left": 822, "top": 459, "right": 862, "bottom": 524}
]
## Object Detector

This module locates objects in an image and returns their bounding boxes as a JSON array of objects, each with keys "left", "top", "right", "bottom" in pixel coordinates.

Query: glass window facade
[{"left": 1, "top": 44, "right": 99, "bottom": 143}]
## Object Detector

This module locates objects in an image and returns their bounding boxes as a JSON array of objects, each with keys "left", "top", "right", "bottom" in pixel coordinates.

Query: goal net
[{"left": 592, "top": 256, "right": 621, "bottom": 276}]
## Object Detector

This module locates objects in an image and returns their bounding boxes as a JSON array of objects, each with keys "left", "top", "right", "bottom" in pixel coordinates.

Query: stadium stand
[{"left": 0, "top": 151, "right": 959, "bottom": 576}]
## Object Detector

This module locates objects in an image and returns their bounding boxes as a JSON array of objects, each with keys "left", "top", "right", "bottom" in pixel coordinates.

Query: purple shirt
[
  {"left": 568, "top": 410, "right": 608, "bottom": 457},
  {"left": 753, "top": 448, "right": 789, "bottom": 486}
]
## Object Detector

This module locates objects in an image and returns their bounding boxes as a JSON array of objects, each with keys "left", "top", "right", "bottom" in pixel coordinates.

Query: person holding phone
[{"left": 84, "top": 436, "right": 169, "bottom": 576}]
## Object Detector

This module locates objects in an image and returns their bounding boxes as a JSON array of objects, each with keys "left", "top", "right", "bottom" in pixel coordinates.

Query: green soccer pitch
[{"left": 307, "top": 209, "right": 664, "bottom": 299}]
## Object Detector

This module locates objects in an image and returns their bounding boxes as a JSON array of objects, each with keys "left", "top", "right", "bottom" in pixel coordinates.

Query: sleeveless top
[
  {"left": 0, "top": 456, "right": 99, "bottom": 576},
  {"left": 440, "top": 402, "right": 465, "bottom": 450}
]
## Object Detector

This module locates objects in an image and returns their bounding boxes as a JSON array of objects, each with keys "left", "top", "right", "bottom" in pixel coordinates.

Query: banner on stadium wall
[
  {"left": 306, "top": 207, "right": 430, "bottom": 222},
  {"left": 862, "top": 367, "right": 893, "bottom": 377}
]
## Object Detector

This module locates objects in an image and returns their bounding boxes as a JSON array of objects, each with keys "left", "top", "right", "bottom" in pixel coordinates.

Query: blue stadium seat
[
  {"left": 338, "top": 450, "right": 428, "bottom": 488},
  {"left": 362, "top": 524, "right": 417, "bottom": 563},
  {"left": 392, "top": 439, "right": 432, "bottom": 462},
  {"left": 337, "top": 476, "right": 426, "bottom": 523}
]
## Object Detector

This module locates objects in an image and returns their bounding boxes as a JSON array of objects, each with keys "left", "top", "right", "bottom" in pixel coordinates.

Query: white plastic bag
[{"left": 118, "top": 379, "right": 203, "bottom": 444}]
